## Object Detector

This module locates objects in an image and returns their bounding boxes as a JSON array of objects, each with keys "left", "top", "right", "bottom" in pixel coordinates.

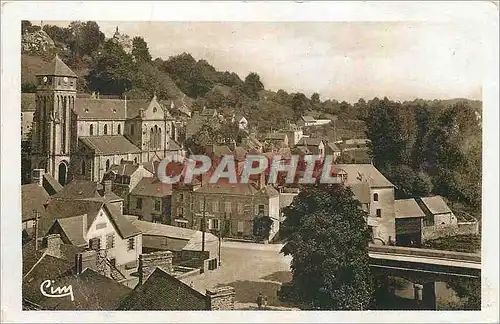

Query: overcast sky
[{"left": 41, "top": 20, "right": 484, "bottom": 103}]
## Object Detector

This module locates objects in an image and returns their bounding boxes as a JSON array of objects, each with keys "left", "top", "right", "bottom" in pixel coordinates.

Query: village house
[
  {"left": 334, "top": 164, "right": 396, "bottom": 245},
  {"left": 324, "top": 141, "right": 342, "bottom": 161},
  {"left": 240, "top": 134, "right": 263, "bottom": 152},
  {"left": 263, "top": 132, "right": 289, "bottom": 149},
  {"left": 171, "top": 176, "right": 281, "bottom": 241},
  {"left": 283, "top": 123, "right": 303, "bottom": 146},
  {"left": 295, "top": 137, "right": 326, "bottom": 157},
  {"left": 417, "top": 196, "right": 458, "bottom": 227},
  {"left": 297, "top": 115, "right": 331, "bottom": 128},
  {"left": 394, "top": 198, "right": 426, "bottom": 247},
  {"left": 128, "top": 177, "right": 173, "bottom": 224}
]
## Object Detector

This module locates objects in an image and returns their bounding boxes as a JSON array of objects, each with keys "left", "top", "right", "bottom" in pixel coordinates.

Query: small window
[
  {"left": 106, "top": 234, "right": 115, "bottom": 249},
  {"left": 117, "top": 124, "right": 121, "bottom": 135},
  {"left": 199, "top": 199, "right": 204, "bottom": 212},
  {"left": 210, "top": 219, "right": 220, "bottom": 230},
  {"left": 212, "top": 201, "right": 219, "bottom": 213},
  {"left": 136, "top": 198, "right": 142, "bottom": 209},
  {"left": 89, "top": 237, "right": 101, "bottom": 251},
  {"left": 237, "top": 221, "right": 244, "bottom": 233},
  {"left": 376, "top": 209, "right": 382, "bottom": 218},
  {"left": 103, "top": 124, "right": 108, "bottom": 135},
  {"left": 258, "top": 204, "right": 265, "bottom": 216},
  {"left": 373, "top": 193, "right": 379, "bottom": 202},
  {"left": 237, "top": 203, "right": 244, "bottom": 214},
  {"left": 127, "top": 237, "right": 135, "bottom": 251},
  {"left": 155, "top": 199, "right": 161, "bottom": 211},
  {"left": 105, "top": 159, "right": 110, "bottom": 171},
  {"left": 89, "top": 124, "right": 94, "bottom": 135},
  {"left": 179, "top": 193, "right": 184, "bottom": 202},
  {"left": 224, "top": 201, "right": 232, "bottom": 213}
]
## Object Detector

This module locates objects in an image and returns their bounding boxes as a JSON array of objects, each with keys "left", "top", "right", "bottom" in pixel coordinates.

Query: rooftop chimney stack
[
  {"left": 139, "top": 251, "right": 174, "bottom": 285},
  {"left": 45, "top": 234, "right": 61, "bottom": 258},
  {"left": 31, "top": 169, "right": 44, "bottom": 187},
  {"left": 103, "top": 180, "right": 113, "bottom": 194},
  {"left": 75, "top": 250, "right": 98, "bottom": 275}
]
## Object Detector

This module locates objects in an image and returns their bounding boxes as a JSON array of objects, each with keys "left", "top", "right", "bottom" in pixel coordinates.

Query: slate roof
[
  {"left": 52, "top": 180, "right": 102, "bottom": 200},
  {"left": 119, "top": 268, "right": 209, "bottom": 310},
  {"left": 36, "top": 54, "right": 77, "bottom": 77},
  {"left": 349, "top": 182, "right": 371, "bottom": 204},
  {"left": 301, "top": 115, "right": 316, "bottom": 122},
  {"left": 55, "top": 216, "right": 88, "bottom": 246},
  {"left": 22, "top": 184, "right": 49, "bottom": 222},
  {"left": 74, "top": 98, "right": 148, "bottom": 120},
  {"left": 419, "top": 196, "right": 452, "bottom": 215},
  {"left": 132, "top": 219, "right": 218, "bottom": 244},
  {"left": 79, "top": 135, "right": 141, "bottom": 155},
  {"left": 130, "top": 177, "right": 173, "bottom": 197},
  {"left": 334, "top": 164, "right": 394, "bottom": 188},
  {"left": 21, "top": 93, "right": 36, "bottom": 112},
  {"left": 167, "top": 139, "right": 182, "bottom": 151},
  {"left": 23, "top": 265, "right": 132, "bottom": 310},
  {"left": 195, "top": 180, "right": 279, "bottom": 198},
  {"left": 42, "top": 173, "right": 63, "bottom": 194},
  {"left": 297, "top": 137, "right": 324, "bottom": 146},
  {"left": 395, "top": 198, "right": 426, "bottom": 219},
  {"left": 108, "top": 163, "right": 140, "bottom": 177}
]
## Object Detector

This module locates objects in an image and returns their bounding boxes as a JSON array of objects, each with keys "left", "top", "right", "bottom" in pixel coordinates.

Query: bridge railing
[{"left": 368, "top": 244, "right": 481, "bottom": 263}]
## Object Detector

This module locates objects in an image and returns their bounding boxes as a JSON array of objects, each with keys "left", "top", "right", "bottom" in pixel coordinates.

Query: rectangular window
[
  {"left": 89, "top": 237, "right": 101, "bottom": 251},
  {"left": 237, "top": 203, "right": 244, "bottom": 214},
  {"left": 376, "top": 209, "right": 382, "bottom": 218},
  {"left": 106, "top": 234, "right": 115, "bottom": 249},
  {"left": 136, "top": 198, "right": 142, "bottom": 210},
  {"left": 127, "top": 237, "right": 135, "bottom": 251},
  {"left": 152, "top": 215, "right": 162, "bottom": 223},
  {"left": 212, "top": 201, "right": 219, "bottom": 213},
  {"left": 210, "top": 219, "right": 220, "bottom": 230},
  {"left": 179, "top": 193, "right": 184, "bottom": 202},
  {"left": 224, "top": 201, "right": 232, "bottom": 213},
  {"left": 199, "top": 199, "right": 204, "bottom": 212},
  {"left": 258, "top": 204, "right": 265, "bottom": 216},
  {"left": 237, "top": 221, "right": 244, "bottom": 233},
  {"left": 155, "top": 199, "right": 161, "bottom": 211},
  {"left": 95, "top": 223, "right": 107, "bottom": 230}
]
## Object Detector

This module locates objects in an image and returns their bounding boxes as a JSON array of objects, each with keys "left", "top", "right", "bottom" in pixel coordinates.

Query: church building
[{"left": 30, "top": 55, "right": 184, "bottom": 185}]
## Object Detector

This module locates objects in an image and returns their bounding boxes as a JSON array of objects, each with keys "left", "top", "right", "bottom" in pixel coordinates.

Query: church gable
[{"left": 142, "top": 95, "right": 166, "bottom": 121}]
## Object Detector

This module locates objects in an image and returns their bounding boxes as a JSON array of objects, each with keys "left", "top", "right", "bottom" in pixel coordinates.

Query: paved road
[{"left": 182, "top": 241, "right": 293, "bottom": 308}]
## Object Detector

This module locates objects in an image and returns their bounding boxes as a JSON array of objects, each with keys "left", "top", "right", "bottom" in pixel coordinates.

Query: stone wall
[
  {"left": 206, "top": 286, "right": 236, "bottom": 310},
  {"left": 139, "top": 250, "right": 173, "bottom": 284},
  {"left": 422, "top": 222, "right": 479, "bottom": 242}
]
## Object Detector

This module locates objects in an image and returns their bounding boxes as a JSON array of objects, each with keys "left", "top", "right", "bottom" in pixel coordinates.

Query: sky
[{"left": 40, "top": 20, "right": 484, "bottom": 103}]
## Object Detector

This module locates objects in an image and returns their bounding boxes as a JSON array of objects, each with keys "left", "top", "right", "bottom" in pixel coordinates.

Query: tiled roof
[
  {"left": 21, "top": 93, "right": 36, "bottom": 112},
  {"left": 349, "top": 182, "right": 371, "bottom": 204},
  {"left": 56, "top": 216, "right": 87, "bottom": 246},
  {"left": 24, "top": 266, "right": 133, "bottom": 310},
  {"left": 22, "top": 184, "right": 49, "bottom": 222},
  {"left": 131, "top": 219, "right": 218, "bottom": 244},
  {"left": 334, "top": 164, "right": 394, "bottom": 188},
  {"left": 22, "top": 240, "right": 46, "bottom": 276},
  {"left": 301, "top": 115, "right": 316, "bottom": 122},
  {"left": 297, "top": 137, "right": 323, "bottom": 146},
  {"left": 130, "top": 177, "right": 173, "bottom": 197},
  {"left": 36, "top": 55, "right": 77, "bottom": 77},
  {"left": 74, "top": 98, "right": 148, "bottom": 120},
  {"left": 195, "top": 180, "right": 279, "bottom": 198},
  {"left": 52, "top": 180, "right": 102, "bottom": 200},
  {"left": 108, "top": 163, "right": 139, "bottom": 176},
  {"left": 420, "top": 196, "right": 452, "bottom": 215},
  {"left": 119, "top": 268, "right": 209, "bottom": 310},
  {"left": 104, "top": 203, "right": 142, "bottom": 239},
  {"left": 79, "top": 135, "right": 141, "bottom": 155},
  {"left": 43, "top": 173, "right": 63, "bottom": 195},
  {"left": 395, "top": 199, "right": 426, "bottom": 219}
]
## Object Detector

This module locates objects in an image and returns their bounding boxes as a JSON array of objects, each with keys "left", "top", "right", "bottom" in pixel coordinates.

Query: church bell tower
[{"left": 31, "top": 54, "right": 77, "bottom": 185}]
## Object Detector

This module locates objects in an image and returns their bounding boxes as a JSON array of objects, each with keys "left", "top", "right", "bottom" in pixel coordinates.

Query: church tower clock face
[
  {"left": 43, "top": 76, "right": 48, "bottom": 84},
  {"left": 63, "top": 77, "right": 68, "bottom": 83}
]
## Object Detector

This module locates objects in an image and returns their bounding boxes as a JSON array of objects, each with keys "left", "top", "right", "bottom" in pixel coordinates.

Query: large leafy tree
[
  {"left": 86, "top": 39, "right": 133, "bottom": 95},
  {"left": 243, "top": 72, "right": 264, "bottom": 100},
  {"left": 280, "top": 184, "right": 373, "bottom": 310}
]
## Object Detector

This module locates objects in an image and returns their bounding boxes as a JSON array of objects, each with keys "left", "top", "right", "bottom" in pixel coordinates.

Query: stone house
[
  {"left": 264, "top": 132, "right": 289, "bottom": 149},
  {"left": 417, "top": 196, "right": 458, "bottom": 227},
  {"left": 295, "top": 137, "right": 326, "bottom": 157},
  {"left": 128, "top": 177, "right": 173, "bottom": 224},
  {"left": 334, "top": 164, "right": 396, "bottom": 245},
  {"left": 171, "top": 178, "right": 281, "bottom": 241}
]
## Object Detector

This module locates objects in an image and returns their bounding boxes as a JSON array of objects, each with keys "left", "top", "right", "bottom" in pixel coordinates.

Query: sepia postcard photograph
[{"left": 1, "top": 1, "right": 499, "bottom": 323}]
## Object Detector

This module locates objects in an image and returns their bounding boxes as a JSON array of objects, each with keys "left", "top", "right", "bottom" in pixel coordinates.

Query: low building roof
[
  {"left": 296, "top": 137, "right": 324, "bottom": 146},
  {"left": 108, "top": 163, "right": 140, "bottom": 177},
  {"left": 301, "top": 115, "right": 316, "bottom": 122},
  {"left": 334, "top": 164, "right": 394, "bottom": 188},
  {"left": 395, "top": 198, "right": 426, "bottom": 219},
  {"left": 130, "top": 177, "right": 173, "bottom": 197},
  {"left": 420, "top": 196, "right": 452, "bottom": 215},
  {"left": 195, "top": 180, "right": 279, "bottom": 198},
  {"left": 131, "top": 219, "right": 217, "bottom": 244},
  {"left": 79, "top": 135, "right": 141, "bottom": 155},
  {"left": 119, "top": 268, "right": 208, "bottom": 310},
  {"left": 22, "top": 184, "right": 49, "bottom": 222}
]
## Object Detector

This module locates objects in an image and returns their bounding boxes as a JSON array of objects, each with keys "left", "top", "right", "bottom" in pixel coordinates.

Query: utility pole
[
  {"left": 33, "top": 209, "right": 40, "bottom": 251},
  {"left": 201, "top": 195, "right": 206, "bottom": 252}
]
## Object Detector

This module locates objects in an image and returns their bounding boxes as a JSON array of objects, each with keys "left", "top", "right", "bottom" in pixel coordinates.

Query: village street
[{"left": 184, "top": 241, "right": 295, "bottom": 309}]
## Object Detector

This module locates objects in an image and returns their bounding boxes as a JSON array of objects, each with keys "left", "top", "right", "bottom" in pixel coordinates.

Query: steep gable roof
[
  {"left": 119, "top": 268, "right": 209, "bottom": 310},
  {"left": 130, "top": 177, "right": 172, "bottom": 197},
  {"left": 22, "top": 184, "right": 50, "bottom": 222},
  {"left": 395, "top": 198, "right": 426, "bottom": 219},
  {"left": 79, "top": 135, "right": 141, "bottom": 155},
  {"left": 36, "top": 54, "right": 77, "bottom": 77},
  {"left": 335, "top": 164, "right": 394, "bottom": 188}
]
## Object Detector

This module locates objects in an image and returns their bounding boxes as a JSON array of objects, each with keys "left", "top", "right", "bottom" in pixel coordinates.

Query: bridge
[{"left": 367, "top": 244, "right": 481, "bottom": 309}]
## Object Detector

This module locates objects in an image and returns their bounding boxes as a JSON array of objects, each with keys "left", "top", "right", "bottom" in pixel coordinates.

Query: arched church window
[
  {"left": 106, "top": 159, "right": 110, "bottom": 171},
  {"left": 158, "top": 128, "right": 162, "bottom": 149},
  {"left": 90, "top": 124, "right": 94, "bottom": 136},
  {"left": 117, "top": 124, "right": 121, "bottom": 135},
  {"left": 104, "top": 124, "right": 108, "bottom": 135}
]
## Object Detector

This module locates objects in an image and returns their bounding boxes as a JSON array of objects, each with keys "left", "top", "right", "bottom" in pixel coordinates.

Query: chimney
[
  {"left": 139, "top": 251, "right": 173, "bottom": 285},
  {"left": 32, "top": 169, "right": 44, "bottom": 187},
  {"left": 45, "top": 234, "right": 62, "bottom": 258},
  {"left": 75, "top": 250, "right": 98, "bottom": 275},
  {"left": 103, "top": 180, "right": 112, "bottom": 194},
  {"left": 206, "top": 286, "right": 236, "bottom": 310}
]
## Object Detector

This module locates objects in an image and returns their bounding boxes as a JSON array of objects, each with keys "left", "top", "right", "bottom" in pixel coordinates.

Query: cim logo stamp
[{"left": 40, "top": 280, "right": 74, "bottom": 301}]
